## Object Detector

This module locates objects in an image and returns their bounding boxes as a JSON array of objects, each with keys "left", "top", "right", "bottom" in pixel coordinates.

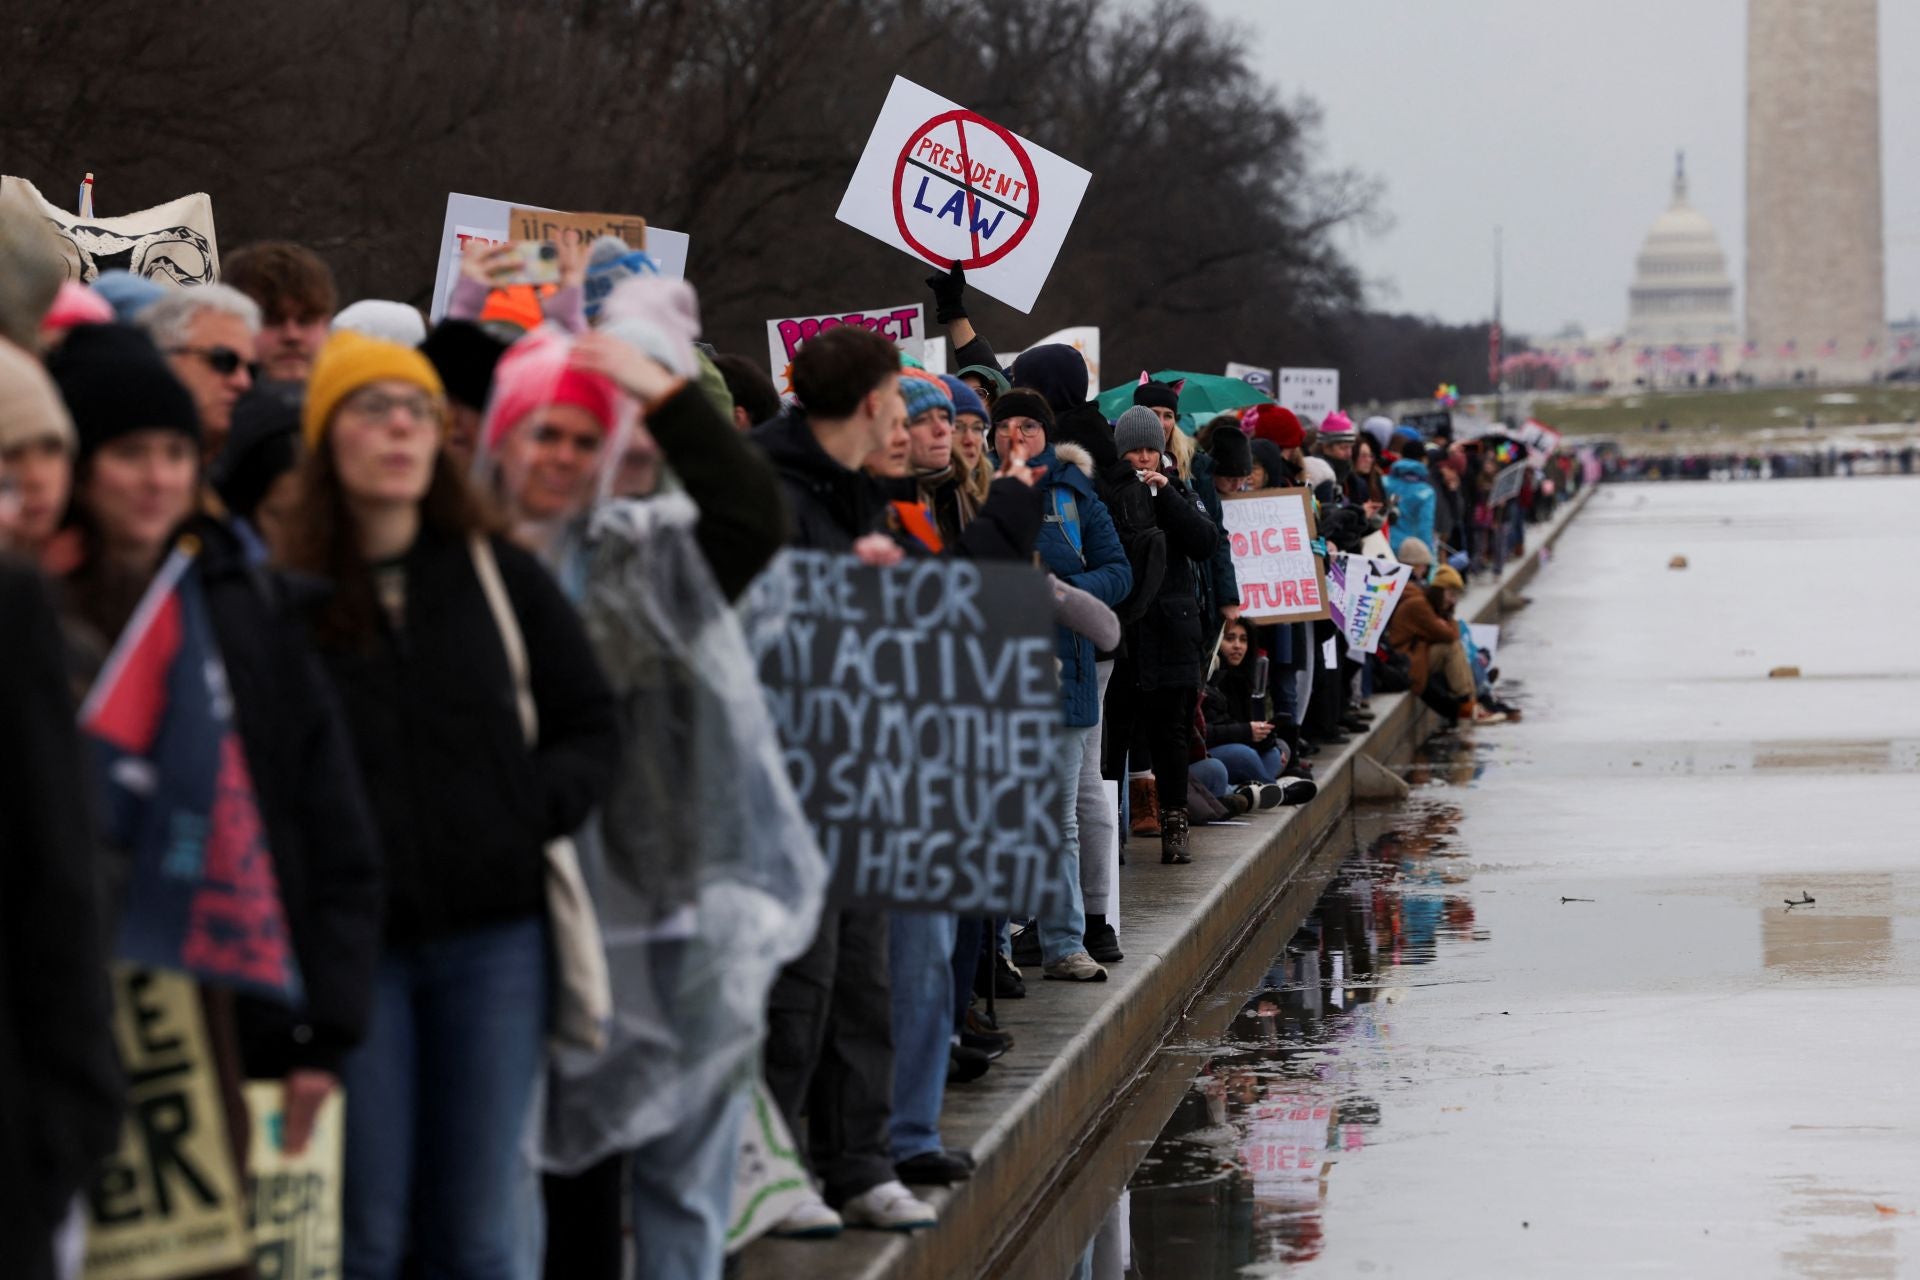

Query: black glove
[{"left": 925, "top": 259, "right": 968, "bottom": 323}]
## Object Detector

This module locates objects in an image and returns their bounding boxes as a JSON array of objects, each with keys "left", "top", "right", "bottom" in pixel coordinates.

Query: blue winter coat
[
  {"left": 1030, "top": 445, "right": 1133, "bottom": 727},
  {"left": 1383, "top": 459, "right": 1437, "bottom": 560}
]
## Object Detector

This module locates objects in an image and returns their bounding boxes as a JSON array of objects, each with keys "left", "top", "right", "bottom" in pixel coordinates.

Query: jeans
[
  {"left": 888, "top": 910, "right": 958, "bottom": 1162},
  {"left": 343, "top": 916, "right": 551, "bottom": 1280},
  {"left": 1039, "top": 723, "right": 1096, "bottom": 964},
  {"left": 763, "top": 909, "right": 895, "bottom": 1205},
  {"left": 1078, "top": 661, "right": 1117, "bottom": 913},
  {"left": 629, "top": 1082, "right": 751, "bottom": 1277},
  {"left": 1211, "top": 741, "right": 1286, "bottom": 785},
  {"left": 1191, "top": 756, "right": 1231, "bottom": 800}
]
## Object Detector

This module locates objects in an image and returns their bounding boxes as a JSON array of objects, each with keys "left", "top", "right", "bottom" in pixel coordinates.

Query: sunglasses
[{"left": 168, "top": 345, "right": 252, "bottom": 377}]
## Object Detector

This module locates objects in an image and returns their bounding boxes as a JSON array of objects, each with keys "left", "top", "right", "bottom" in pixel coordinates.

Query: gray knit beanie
[{"left": 1112, "top": 405, "right": 1166, "bottom": 458}]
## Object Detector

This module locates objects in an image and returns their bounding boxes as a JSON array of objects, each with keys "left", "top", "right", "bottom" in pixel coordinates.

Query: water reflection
[{"left": 1079, "top": 796, "right": 1488, "bottom": 1279}]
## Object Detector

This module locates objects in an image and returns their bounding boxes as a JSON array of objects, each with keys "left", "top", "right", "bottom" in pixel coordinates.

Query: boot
[
  {"left": 1128, "top": 776, "right": 1160, "bottom": 838},
  {"left": 1159, "top": 808, "right": 1191, "bottom": 865}
]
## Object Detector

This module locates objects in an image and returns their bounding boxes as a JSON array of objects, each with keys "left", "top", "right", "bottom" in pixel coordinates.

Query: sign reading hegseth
[
  {"left": 744, "top": 551, "right": 1066, "bottom": 916},
  {"left": 1220, "top": 489, "right": 1331, "bottom": 623}
]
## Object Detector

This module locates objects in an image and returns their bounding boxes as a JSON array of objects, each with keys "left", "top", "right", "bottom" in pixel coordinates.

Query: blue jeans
[
  {"left": 1039, "top": 723, "right": 1095, "bottom": 964},
  {"left": 631, "top": 1081, "right": 751, "bottom": 1276},
  {"left": 1211, "top": 741, "right": 1286, "bottom": 785},
  {"left": 343, "top": 916, "right": 551, "bottom": 1280},
  {"left": 1190, "top": 756, "right": 1231, "bottom": 800},
  {"left": 888, "top": 910, "right": 958, "bottom": 1162}
]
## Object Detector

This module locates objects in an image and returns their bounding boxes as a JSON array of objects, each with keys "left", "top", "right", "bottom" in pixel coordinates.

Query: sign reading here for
[
  {"left": 1221, "top": 489, "right": 1331, "bottom": 623},
  {"left": 836, "top": 76, "right": 1091, "bottom": 314},
  {"left": 747, "top": 551, "right": 1065, "bottom": 915}
]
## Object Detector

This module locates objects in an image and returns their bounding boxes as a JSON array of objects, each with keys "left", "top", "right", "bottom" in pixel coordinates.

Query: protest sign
[
  {"left": 765, "top": 303, "right": 925, "bottom": 390},
  {"left": 1277, "top": 367, "right": 1339, "bottom": 427},
  {"left": 744, "top": 551, "right": 1065, "bottom": 915},
  {"left": 1221, "top": 489, "right": 1330, "bottom": 623},
  {"left": 835, "top": 76, "right": 1092, "bottom": 314},
  {"left": 84, "top": 969, "right": 251, "bottom": 1280},
  {"left": 1468, "top": 623, "right": 1500, "bottom": 668},
  {"left": 507, "top": 207, "right": 648, "bottom": 250},
  {"left": 2, "top": 177, "right": 217, "bottom": 286},
  {"left": 727, "top": 1079, "right": 812, "bottom": 1254},
  {"left": 1489, "top": 459, "right": 1528, "bottom": 507},
  {"left": 1326, "top": 554, "right": 1413, "bottom": 655},
  {"left": 922, "top": 336, "right": 950, "bottom": 375},
  {"left": 429, "top": 193, "right": 690, "bottom": 320},
  {"left": 1226, "top": 362, "right": 1275, "bottom": 396},
  {"left": 244, "top": 1082, "right": 344, "bottom": 1280},
  {"left": 1518, "top": 417, "right": 1563, "bottom": 460}
]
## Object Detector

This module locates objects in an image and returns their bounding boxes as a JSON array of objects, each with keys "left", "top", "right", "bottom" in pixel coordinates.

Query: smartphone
[
  {"left": 1250, "top": 654, "right": 1269, "bottom": 701},
  {"left": 498, "top": 240, "right": 561, "bottom": 286}
]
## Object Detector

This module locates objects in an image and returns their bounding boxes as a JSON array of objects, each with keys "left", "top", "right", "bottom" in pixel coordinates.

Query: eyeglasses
[
  {"left": 341, "top": 388, "right": 440, "bottom": 423},
  {"left": 994, "top": 420, "right": 1046, "bottom": 439},
  {"left": 167, "top": 346, "right": 252, "bottom": 377},
  {"left": 956, "top": 420, "right": 987, "bottom": 438}
]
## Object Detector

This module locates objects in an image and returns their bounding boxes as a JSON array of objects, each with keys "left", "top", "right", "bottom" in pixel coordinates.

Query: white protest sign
[
  {"left": 1489, "top": 459, "right": 1528, "bottom": 506},
  {"left": 922, "top": 336, "right": 950, "bottom": 375},
  {"left": 1327, "top": 553, "right": 1413, "bottom": 656},
  {"left": 1468, "top": 623, "right": 1500, "bottom": 668},
  {"left": 429, "top": 192, "right": 691, "bottom": 321},
  {"left": 2, "top": 177, "right": 218, "bottom": 286},
  {"left": 835, "top": 76, "right": 1092, "bottom": 314},
  {"left": 1005, "top": 326, "right": 1101, "bottom": 398},
  {"left": 765, "top": 303, "right": 925, "bottom": 391},
  {"left": 1277, "top": 367, "right": 1340, "bottom": 428},
  {"left": 1518, "top": 417, "right": 1563, "bottom": 465},
  {"left": 1220, "top": 489, "right": 1330, "bottom": 623},
  {"left": 1226, "top": 362, "right": 1275, "bottom": 397}
]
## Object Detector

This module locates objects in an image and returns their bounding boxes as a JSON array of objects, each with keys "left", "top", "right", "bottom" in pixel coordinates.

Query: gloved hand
[{"left": 925, "top": 259, "right": 968, "bottom": 323}]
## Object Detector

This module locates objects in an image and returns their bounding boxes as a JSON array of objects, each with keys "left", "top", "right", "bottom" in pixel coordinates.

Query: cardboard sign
[
  {"left": 835, "top": 77, "right": 1092, "bottom": 314},
  {"left": 429, "top": 193, "right": 690, "bottom": 320},
  {"left": 1277, "top": 367, "right": 1339, "bottom": 428},
  {"left": 2, "top": 177, "right": 217, "bottom": 286},
  {"left": 1326, "top": 554, "right": 1413, "bottom": 655},
  {"left": 1226, "top": 362, "right": 1276, "bottom": 396},
  {"left": 1221, "top": 489, "right": 1330, "bottom": 623},
  {"left": 765, "top": 303, "right": 925, "bottom": 391},
  {"left": 507, "top": 207, "right": 648, "bottom": 250},
  {"left": 744, "top": 551, "right": 1066, "bottom": 914},
  {"left": 245, "top": 1082, "right": 344, "bottom": 1280},
  {"left": 84, "top": 969, "right": 250, "bottom": 1280}
]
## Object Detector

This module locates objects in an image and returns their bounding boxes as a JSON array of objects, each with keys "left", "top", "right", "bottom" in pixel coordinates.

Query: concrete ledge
[{"left": 740, "top": 486, "right": 1595, "bottom": 1280}]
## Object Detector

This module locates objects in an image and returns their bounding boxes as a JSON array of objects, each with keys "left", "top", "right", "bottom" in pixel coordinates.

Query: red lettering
[
  {"left": 914, "top": 137, "right": 939, "bottom": 161},
  {"left": 1231, "top": 530, "right": 1250, "bottom": 557},
  {"left": 1301, "top": 579, "right": 1320, "bottom": 606},
  {"left": 1280, "top": 580, "right": 1301, "bottom": 607},
  {"left": 1283, "top": 528, "right": 1303, "bottom": 552}
]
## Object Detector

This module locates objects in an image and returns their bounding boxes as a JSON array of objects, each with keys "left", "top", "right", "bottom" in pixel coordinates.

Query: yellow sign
[{"left": 245, "top": 1082, "right": 345, "bottom": 1280}]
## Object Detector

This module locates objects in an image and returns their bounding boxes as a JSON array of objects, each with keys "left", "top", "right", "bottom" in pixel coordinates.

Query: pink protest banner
[
  {"left": 1220, "top": 489, "right": 1330, "bottom": 623},
  {"left": 765, "top": 304, "right": 925, "bottom": 392}
]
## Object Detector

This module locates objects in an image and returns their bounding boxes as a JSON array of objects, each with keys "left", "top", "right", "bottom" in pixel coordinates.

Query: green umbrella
[{"left": 1095, "top": 370, "right": 1275, "bottom": 421}]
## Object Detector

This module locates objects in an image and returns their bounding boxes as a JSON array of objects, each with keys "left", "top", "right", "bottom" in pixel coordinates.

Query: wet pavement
[{"left": 1076, "top": 478, "right": 1920, "bottom": 1278}]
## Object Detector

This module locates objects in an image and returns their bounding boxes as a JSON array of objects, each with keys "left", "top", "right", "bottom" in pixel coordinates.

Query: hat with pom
[{"left": 1240, "top": 402, "right": 1304, "bottom": 450}]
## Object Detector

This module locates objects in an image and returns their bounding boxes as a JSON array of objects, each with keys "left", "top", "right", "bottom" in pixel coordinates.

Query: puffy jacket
[
  {"left": 1031, "top": 445, "right": 1132, "bottom": 726},
  {"left": 1382, "top": 459, "right": 1437, "bottom": 560}
]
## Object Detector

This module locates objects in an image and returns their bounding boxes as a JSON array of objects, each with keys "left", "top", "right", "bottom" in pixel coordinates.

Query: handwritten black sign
[{"left": 746, "top": 551, "right": 1066, "bottom": 915}]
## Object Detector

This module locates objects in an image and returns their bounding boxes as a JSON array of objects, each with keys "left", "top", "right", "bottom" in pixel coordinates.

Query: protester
[
  {"left": 1203, "top": 616, "right": 1316, "bottom": 806},
  {"left": 712, "top": 351, "right": 783, "bottom": 429},
  {"left": 284, "top": 329, "right": 621, "bottom": 1278},
  {"left": 1382, "top": 553, "right": 1491, "bottom": 723},
  {"left": 1348, "top": 433, "right": 1389, "bottom": 511},
  {"left": 210, "top": 384, "right": 305, "bottom": 562},
  {"left": 333, "top": 298, "right": 428, "bottom": 346},
  {"left": 224, "top": 240, "right": 338, "bottom": 384},
  {"left": 137, "top": 283, "right": 260, "bottom": 463},
  {"left": 0, "top": 563, "right": 122, "bottom": 1280},
  {"left": 90, "top": 270, "right": 167, "bottom": 325},
  {"left": 1196, "top": 423, "right": 1247, "bottom": 630},
  {"left": 0, "top": 338, "right": 76, "bottom": 569},
  {"left": 923, "top": 260, "right": 1010, "bottom": 409},
  {"left": 1009, "top": 343, "right": 1117, "bottom": 471},
  {"left": 419, "top": 318, "right": 508, "bottom": 471},
  {"left": 1099, "top": 406, "right": 1219, "bottom": 865},
  {"left": 1383, "top": 437, "right": 1437, "bottom": 559},
  {"left": 940, "top": 371, "right": 994, "bottom": 506}
]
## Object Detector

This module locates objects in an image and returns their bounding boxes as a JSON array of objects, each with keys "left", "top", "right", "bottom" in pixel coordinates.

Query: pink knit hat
[{"left": 480, "top": 326, "right": 622, "bottom": 452}]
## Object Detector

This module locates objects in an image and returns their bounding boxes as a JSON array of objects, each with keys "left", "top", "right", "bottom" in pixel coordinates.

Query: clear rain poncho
[{"left": 474, "top": 318, "right": 825, "bottom": 1173}]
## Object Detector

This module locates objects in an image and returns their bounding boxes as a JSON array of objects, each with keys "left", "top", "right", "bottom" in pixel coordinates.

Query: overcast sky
[{"left": 1203, "top": 0, "right": 1919, "bottom": 339}]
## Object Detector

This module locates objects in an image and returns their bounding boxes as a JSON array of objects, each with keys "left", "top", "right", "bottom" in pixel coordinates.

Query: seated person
[
  {"left": 1383, "top": 565, "right": 1503, "bottom": 724},
  {"left": 1204, "top": 617, "right": 1289, "bottom": 784}
]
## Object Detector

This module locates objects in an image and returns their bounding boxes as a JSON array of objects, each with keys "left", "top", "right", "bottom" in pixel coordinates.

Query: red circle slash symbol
[{"left": 892, "top": 110, "right": 1040, "bottom": 270}]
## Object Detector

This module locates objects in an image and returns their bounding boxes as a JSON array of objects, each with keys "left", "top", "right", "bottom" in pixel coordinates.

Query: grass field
[{"left": 1528, "top": 383, "right": 1920, "bottom": 439}]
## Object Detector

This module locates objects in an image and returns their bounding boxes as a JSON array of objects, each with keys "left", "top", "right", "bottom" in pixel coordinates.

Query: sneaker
[
  {"left": 1247, "top": 783, "right": 1285, "bottom": 810},
  {"left": 770, "top": 1190, "right": 844, "bottom": 1238},
  {"left": 1276, "top": 778, "right": 1318, "bottom": 806},
  {"left": 1043, "top": 950, "right": 1109, "bottom": 982},
  {"left": 1469, "top": 706, "right": 1508, "bottom": 725},
  {"left": 841, "top": 1180, "right": 937, "bottom": 1231},
  {"left": 1083, "top": 918, "right": 1123, "bottom": 964}
]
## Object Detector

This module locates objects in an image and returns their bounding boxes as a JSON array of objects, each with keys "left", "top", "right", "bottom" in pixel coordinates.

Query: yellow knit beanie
[{"left": 303, "top": 329, "right": 444, "bottom": 448}]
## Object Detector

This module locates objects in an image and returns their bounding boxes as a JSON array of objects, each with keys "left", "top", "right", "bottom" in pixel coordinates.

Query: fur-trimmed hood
[{"left": 1053, "top": 441, "right": 1095, "bottom": 478}]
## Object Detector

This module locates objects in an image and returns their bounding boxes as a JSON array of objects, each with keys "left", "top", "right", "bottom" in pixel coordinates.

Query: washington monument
[{"left": 1745, "top": 0, "right": 1886, "bottom": 381}]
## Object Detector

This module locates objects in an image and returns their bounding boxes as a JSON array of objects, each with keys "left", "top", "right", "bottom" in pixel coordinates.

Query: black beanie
[
  {"left": 212, "top": 385, "right": 302, "bottom": 521},
  {"left": 990, "top": 389, "right": 1056, "bottom": 444},
  {"left": 47, "top": 323, "right": 200, "bottom": 463},
  {"left": 1133, "top": 380, "right": 1180, "bottom": 413},
  {"left": 1208, "top": 424, "right": 1253, "bottom": 478},
  {"left": 1399, "top": 437, "right": 1427, "bottom": 462},
  {"left": 420, "top": 320, "right": 507, "bottom": 412}
]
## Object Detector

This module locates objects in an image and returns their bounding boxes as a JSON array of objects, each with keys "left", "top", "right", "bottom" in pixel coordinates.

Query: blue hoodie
[
  {"left": 1383, "top": 458, "right": 1437, "bottom": 560},
  {"left": 1027, "top": 444, "right": 1133, "bottom": 727}
]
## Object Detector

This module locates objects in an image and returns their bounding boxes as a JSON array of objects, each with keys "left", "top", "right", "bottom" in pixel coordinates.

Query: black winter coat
[
  {"left": 315, "top": 527, "right": 620, "bottom": 946},
  {"left": 1098, "top": 458, "right": 1219, "bottom": 690},
  {"left": 647, "top": 383, "right": 789, "bottom": 599},
  {"left": 924, "top": 473, "right": 1045, "bottom": 561},
  {"left": 190, "top": 519, "right": 384, "bottom": 1077},
  {"left": 0, "top": 563, "right": 122, "bottom": 1280},
  {"left": 753, "top": 407, "right": 888, "bottom": 551},
  {"left": 1202, "top": 659, "right": 1269, "bottom": 747}
]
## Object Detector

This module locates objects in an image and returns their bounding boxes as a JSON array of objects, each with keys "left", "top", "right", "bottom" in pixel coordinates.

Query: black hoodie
[
  {"left": 1009, "top": 344, "right": 1119, "bottom": 472},
  {"left": 752, "top": 406, "right": 887, "bottom": 551}
]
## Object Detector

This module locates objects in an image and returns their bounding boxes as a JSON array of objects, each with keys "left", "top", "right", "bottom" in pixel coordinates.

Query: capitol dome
[{"left": 1624, "top": 154, "right": 1740, "bottom": 346}]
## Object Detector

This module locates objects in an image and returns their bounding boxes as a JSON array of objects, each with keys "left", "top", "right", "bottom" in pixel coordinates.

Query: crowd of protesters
[
  {"left": 0, "top": 188, "right": 1570, "bottom": 1280},
  {"left": 1603, "top": 443, "right": 1918, "bottom": 482}
]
